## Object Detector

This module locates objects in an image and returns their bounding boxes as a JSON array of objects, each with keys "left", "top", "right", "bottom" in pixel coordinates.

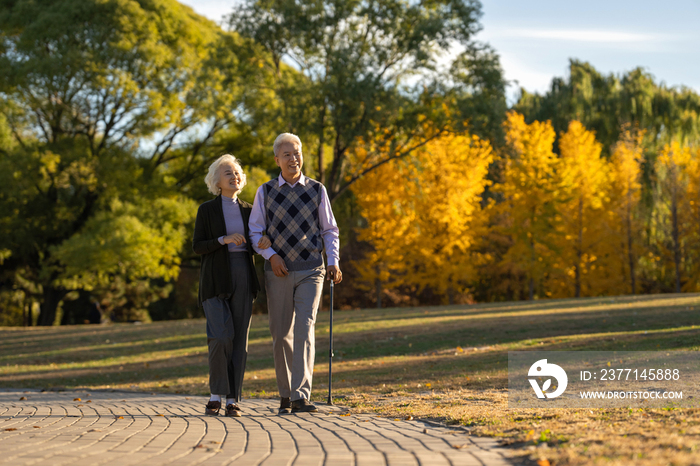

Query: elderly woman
[{"left": 193, "top": 154, "right": 270, "bottom": 417}]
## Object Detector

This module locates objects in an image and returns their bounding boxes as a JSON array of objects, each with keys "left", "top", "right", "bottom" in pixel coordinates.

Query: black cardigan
[{"left": 192, "top": 195, "right": 260, "bottom": 306}]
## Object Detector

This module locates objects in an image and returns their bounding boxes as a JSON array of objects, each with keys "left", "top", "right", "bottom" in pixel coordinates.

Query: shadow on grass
[{"left": 2, "top": 294, "right": 700, "bottom": 394}]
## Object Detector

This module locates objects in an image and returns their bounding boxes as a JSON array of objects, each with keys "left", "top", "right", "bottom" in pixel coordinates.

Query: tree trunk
[
  {"left": 529, "top": 235, "right": 535, "bottom": 300},
  {"left": 625, "top": 198, "right": 636, "bottom": 294},
  {"left": 317, "top": 106, "right": 326, "bottom": 184},
  {"left": 671, "top": 192, "right": 682, "bottom": 293},
  {"left": 375, "top": 278, "right": 382, "bottom": 309},
  {"left": 23, "top": 299, "right": 29, "bottom": 327},
  {"left": 328, "top": 134, "right": 344, "bottom": 202},
  {"left": 37, "top": 286, "right": 65, "bottom": 326},
  {"left": 447, "top": 286, "right": 455, "bottom": 305},
  {"left": 575, "top": 197, "right": 583, "bottom": 298}
]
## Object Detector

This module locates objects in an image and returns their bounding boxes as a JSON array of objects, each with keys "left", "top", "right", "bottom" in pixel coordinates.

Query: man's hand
[
  {"left": 223, "top": 233, "right": 246, "bottom": 246},
  {"left": 327, "top": 265, "right": 342, "bottom": 284},
  {"left": 270, "top": 254, "right": 288, "bottom": 277},
  {"left": 258, "top": 236, "right": 272, "bottom": 249}
]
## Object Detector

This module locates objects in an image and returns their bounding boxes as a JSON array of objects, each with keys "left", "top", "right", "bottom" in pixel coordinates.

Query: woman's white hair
[
  {"left": 273, "top": 132, "right": 302, "bottom": 156},
  {"left": 204, "top": 154, "right": 247, "bottom": 196}
]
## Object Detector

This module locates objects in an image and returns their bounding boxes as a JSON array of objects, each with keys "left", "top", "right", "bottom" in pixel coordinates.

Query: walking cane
[{"left": 327, "top": 278, "right": 335, "bottom": 405}]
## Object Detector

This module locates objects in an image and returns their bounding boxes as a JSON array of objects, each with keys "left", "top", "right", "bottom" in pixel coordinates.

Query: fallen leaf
[
  {"left": 86, "top": 400, "right": 92, "bottom": 403},
  {"left": 77, "top": 404, "right": 83, "bottom": 407},
  {"left": 209, "top": 441, "right": 221, "bottom": 444},
  {"left": 405, "top": 415, "right": 414, "bottom": 421},
  {"left": 4, "top": 428, "right": 17, "bottom": 431},
  {"left": 452, "top": 444, "right": 469, "bottom": 449},
  {"left": 88, "top": 429, "right": 102, "bottom": 432},
  {"left": 73, "top": 398, "right": 81, "bottom": 402},
  {"left": 19, "top": 397, "right": 27, "bottom": 401},
  {"left": 116, "top": 416, "right": 124, "bottom": 419},
  {"left": 156, "top": 414, "right": 164, "bottom": 417},
  {"left": 195, "top": 444, "right": 205, "bottom": 448},
  {"left": 537, "top": 460, "right": 551, "bottom": 466},
  {"left": 33, "top": 426, "right": 41, "bottom": 429}
]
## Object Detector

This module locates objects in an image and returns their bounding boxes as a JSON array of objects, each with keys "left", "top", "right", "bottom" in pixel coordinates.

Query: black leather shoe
[
  {"left": 205, "top": 400, "right": 221, "bottom": 416},
  {"left": 278, "top": 397, "right": 291, "bottom": 414},
  {"left": 291, "top": 398, "right": 318, "bottom": 413}
]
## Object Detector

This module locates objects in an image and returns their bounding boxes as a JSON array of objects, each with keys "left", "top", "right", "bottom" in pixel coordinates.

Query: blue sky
[{"left": 181, "top": 0, "right": 700, "bottom": 99}]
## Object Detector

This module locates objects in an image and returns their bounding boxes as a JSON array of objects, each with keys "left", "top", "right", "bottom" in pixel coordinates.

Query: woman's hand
[
  {"left": 257, "top": 236, "right": 272, "bottom": 249},
  {"left": 223, "top": 233, "right": 246, "bottom": 246}
]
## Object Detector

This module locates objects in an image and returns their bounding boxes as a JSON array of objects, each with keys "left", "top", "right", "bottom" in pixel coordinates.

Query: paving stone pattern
[{"left": 0, "top": 390, "right": 513, "bottom": 465}]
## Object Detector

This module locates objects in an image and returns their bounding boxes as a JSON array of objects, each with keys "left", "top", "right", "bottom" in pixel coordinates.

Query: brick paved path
[{"left": 0, "top": 390, "right": 513, "bottom": 466}]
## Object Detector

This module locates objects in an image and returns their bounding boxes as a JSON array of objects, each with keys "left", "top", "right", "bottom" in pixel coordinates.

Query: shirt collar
[{"left": 277, "top": 173, "right": 307, "bottom": 187}]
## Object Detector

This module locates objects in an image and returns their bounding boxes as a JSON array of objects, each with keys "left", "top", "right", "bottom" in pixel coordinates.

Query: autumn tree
[
  {"left": 493, "top": 112, "right": 559, "bottom": 300},
  {"left": 349, "top": 142, "right": 417, "bottom": 306},
  {"left": 682, "top": 147, "right": 700, "bottom": 291},
  {"left": 551, "top": 121, "right": 609, "bottom": 298},
  {"left": 352, "top": 131, "right": 493, "bottom": 305},
  {"left": 606, "top": 127, "right": 645, "bottom": 294}
]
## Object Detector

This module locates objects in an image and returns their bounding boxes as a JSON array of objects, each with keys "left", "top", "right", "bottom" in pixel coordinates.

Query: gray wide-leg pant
[
  {"left": 265, "top": 265, "right": 325, "bottom": 401},
  {"left": 203, "top": 252, "right": 253, "bottom": 403}
]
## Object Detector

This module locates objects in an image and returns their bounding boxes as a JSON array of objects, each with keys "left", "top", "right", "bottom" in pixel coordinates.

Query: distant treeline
[{"left": 1, "top": 0, "right": 698, "bottom": 325}]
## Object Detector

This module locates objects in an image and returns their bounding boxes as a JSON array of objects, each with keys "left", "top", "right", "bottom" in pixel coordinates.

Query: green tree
[
  {"left": 0, "top": 0, "right": 271, "bottom": 324},
  {"left": 515, "top": 60, "right": 700, "bottom": 154},
  {"left": 230, "top": 0, "right": 506, "bottom": 201}
]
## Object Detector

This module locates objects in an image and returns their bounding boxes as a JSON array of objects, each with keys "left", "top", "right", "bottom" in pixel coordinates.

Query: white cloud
[{"left": 496, "top": 28, "right": 666, "bottom": 44}]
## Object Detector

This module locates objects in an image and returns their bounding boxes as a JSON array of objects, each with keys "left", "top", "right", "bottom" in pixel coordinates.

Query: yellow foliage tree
[
  {"left": 683, "top": 147, "right": 700, "bottom": 291},
  {"left": 550, "top": 121, "right": 610, "bottom": 297},
  {"left": 352, "top": 132, "right": 493, "bottom": 305},
  {"left": 604, "top": 127, "right": 645, "bottom": 294},
  {"left": 349, "top": 145, "right": 418, "bottom": 306},
  {"left": 494, "top": 111, "right": 559, "bottom": 300}
]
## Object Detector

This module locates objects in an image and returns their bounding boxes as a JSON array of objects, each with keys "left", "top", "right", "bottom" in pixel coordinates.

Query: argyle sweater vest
[{"left": 263, "top": 178, "right": 324, "bottom": 272}]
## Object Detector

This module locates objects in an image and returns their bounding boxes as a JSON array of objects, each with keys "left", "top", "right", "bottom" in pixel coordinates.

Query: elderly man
[{"left": 249, "top": 133, "right": 342, "bottom": 414}]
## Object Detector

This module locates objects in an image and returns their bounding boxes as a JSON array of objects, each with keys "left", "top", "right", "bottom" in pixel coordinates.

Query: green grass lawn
[{"left": 2, "top": 293, "right": 700, "bottom": 465}]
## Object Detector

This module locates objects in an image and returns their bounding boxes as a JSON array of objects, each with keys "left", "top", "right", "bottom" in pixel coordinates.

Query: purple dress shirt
[{"left": 217, "top": 195, "right": 247, "bottom": 253}]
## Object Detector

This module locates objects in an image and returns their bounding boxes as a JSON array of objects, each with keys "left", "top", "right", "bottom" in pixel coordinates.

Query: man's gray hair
[
  {"left": 273, "top": 133, "right": 302, "bottom": 156},
  {"left": 204, "top": 154, "right": 247, "bottom": 196}
]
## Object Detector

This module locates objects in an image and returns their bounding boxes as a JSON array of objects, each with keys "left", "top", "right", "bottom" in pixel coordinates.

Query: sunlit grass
[{"left": 2, "top": 293, "right": 700, "bottom": 465}]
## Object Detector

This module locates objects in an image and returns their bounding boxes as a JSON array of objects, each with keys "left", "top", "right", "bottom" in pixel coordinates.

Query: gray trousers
[
  {"left": 203, "top": 252, "right": 253, "bottom": 402},
  {"left": 265, "top": 265, "right": 325, "bottom": 401}
]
